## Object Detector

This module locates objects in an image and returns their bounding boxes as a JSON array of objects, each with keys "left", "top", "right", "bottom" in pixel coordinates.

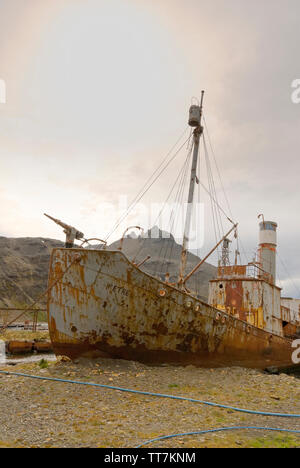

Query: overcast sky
[{"left": 0, "top": 0, "right": 300, "bottom": 296}]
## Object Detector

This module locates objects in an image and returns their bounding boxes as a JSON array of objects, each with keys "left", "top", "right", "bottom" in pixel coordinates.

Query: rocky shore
[{"left": 0, "top": 332, "right": 299, "bottom": 448}]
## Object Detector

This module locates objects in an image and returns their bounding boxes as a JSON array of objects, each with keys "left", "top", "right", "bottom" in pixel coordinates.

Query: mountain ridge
[{"left": 0, "top": 232, "right": 217, "bottom": 307}]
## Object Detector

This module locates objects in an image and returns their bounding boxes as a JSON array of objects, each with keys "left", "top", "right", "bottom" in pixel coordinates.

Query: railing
[
  {"left": 0, "top": 308, "right": 47, "bottom": 332},
  {"left": 217, "top": 264, "right": 272, "bottom": 283}
]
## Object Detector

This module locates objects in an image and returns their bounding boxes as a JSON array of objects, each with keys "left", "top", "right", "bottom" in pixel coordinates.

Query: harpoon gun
[{"left": 44, "top": 213, "right": 84, "bottom": 249}]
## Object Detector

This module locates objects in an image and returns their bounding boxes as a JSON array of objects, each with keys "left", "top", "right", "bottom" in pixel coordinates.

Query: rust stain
[
  {"left": 225, "top": 281, "right": 245, "bottom": 320},
  {"left": 47, "top": 249, "right": 298, "bottom": 370},
  {"left": 218, "top": 265, "right": 247, "bottom": 277},
  {"left": 6, "top": 341, "right": 34, "bottom": 354}
]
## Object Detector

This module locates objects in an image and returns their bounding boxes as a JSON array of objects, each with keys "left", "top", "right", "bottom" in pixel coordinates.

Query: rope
[
  {"left": 0, "top": 370, "right": 299, "bottom": 419},
  {"left": 136, "top": 426, "right": 300, "bottom": 448}
]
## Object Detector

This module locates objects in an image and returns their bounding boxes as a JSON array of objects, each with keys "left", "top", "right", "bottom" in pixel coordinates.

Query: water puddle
[
  {"left": 0, "top": 339, "right": 56, "bottom": 367},
  {"left": 5, "top": 353, "right": 56, "bottom": 366}
]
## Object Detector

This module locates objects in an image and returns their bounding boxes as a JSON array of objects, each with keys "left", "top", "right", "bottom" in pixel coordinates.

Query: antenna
[{"left": 221, "top": 238, "right": 232, "bottom": 267}]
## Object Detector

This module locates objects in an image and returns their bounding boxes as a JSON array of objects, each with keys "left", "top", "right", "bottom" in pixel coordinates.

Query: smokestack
[{"left": 258, "top": 221, "right": 277, "bottom": 284}]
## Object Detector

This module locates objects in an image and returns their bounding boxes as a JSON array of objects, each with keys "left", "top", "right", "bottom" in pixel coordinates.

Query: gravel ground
[
  {"left": 0, "top": 353, "right": 299, "bottom": 448},
  {"left": 0, "top": 330, "right": 50, "bottom": 342}
]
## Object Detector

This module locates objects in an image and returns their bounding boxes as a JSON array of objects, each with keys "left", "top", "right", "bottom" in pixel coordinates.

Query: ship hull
[{"left": 47, "top": 248, "right": 296, "bottom": 369}]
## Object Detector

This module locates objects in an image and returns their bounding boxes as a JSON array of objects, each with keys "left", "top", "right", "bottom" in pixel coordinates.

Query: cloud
[{"left": 0, "top": 0, "right": 300, "bottom": 296}]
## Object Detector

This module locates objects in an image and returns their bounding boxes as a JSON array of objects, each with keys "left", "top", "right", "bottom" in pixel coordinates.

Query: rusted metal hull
[{"left": 47, "top": 248, "right": 297, "bottom": 370}]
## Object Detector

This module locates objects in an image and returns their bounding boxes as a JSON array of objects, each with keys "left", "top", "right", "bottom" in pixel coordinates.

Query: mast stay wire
[
  {"left": 203, "top": 115, "right": 249, "bottom": 265},
  {"left": 203, "top": 137, "right": 218, "bottom": 247},
  {"left": 150, "top": 127, "right": 238, "bottom": 283},
  {"left": 197, "top": 175, "right": 234, "bottom": 226},
  {"left": 106, "top": 117, "right": 238, "bottom": 271},
  {"left": 132, "top": 145, "right": 193, "bottom": 271},
  {"left": 153, "top": 143, "right": 193, "bottom": 278},
  {"left": 131, "top": 123, "right": 240, "bottom": 290},
  {"left": 107, "top": 112, "right": 242, "bottom": 277},
  {"left": 104, "top": 126, "right": 190, "bottom": 243},
  {"left": 203, "top": 135, "right": 224, "bottom": 238},
  {"left": 203, "top": 136, "right": 224, "bottom": 262},
  {"left": 158, "top": 145, "right": 193, "bottom": 277},
  {"left": 154, "top": 143, "right": 193, "bottom": 240},
  {"left": 203, "top": 115, "right": 233, "bottom": 220}
]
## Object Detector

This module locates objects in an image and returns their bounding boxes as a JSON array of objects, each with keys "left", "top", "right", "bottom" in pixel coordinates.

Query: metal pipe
[
  {"left": 80, "top": 238, "right": 107, "bottom": 249},
  {"left": 118, "top": 226, "right": 143, "bottom": 251}
]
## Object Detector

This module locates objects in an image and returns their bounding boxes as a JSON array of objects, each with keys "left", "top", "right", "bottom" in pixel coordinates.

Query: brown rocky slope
[{"left": 0, "top": 230, "right": 216, "bottom": 308}]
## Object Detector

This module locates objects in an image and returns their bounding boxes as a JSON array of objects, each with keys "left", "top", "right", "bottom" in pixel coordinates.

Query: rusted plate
[
  {"left": 217, "top": 265, "right": 247, "bottom": 278},
  {"left": 33, "top": 341, "right": 53, "bottom": 353},
  {"left": 6, "top": 341, "right": 34, "bottom": 355},
  {"left": 209, "top": 277, "right": 283, "bottom": 335},
  {"left": 47, "top": 248, "right": 297, "bottom": 370}
]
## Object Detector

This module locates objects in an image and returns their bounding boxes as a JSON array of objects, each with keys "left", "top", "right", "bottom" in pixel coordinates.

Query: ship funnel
[{"left": 258, "top": 220, "right": 277, "bottom": 284}]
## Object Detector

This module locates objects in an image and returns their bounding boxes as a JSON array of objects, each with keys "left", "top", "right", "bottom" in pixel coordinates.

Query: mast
[{"left": 179, "top": 91, "right": 204, "bottom": 284}]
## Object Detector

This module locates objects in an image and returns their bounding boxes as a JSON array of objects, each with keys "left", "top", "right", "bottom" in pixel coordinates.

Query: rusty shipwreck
[{"left": 46, "top": 93, "right": 300, "bottom": 369}]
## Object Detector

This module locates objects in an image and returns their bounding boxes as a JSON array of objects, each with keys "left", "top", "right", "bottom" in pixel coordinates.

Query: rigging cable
[
  {"left": 154, "top": 144, "right": 193, "bottom": 278},
  {"left": 104, "top": 128, "right": 190, "bottom": 243},
  {"left": 203, "top": 136, "right": 222, "bottom": 256},
  {"left": 158, "top": 145, "right": 193, "bottom": 278},
  {"left": 197, "top": 177, "right": 234, "bottom": 226},
  {"left": 203, "top": 115, "right": 234, "bottom": 220},
  {"left": 203, "top": 134, "right": 224, "bottom": 239},
  {"left": 132, "top": 145, "right": 192, "bottom": 272},
  {"left": 203, "top": 115, "right": 249, "bottom": 266}
]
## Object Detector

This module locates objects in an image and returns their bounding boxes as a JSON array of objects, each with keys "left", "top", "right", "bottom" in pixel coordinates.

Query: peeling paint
[{"left": 47, "top": 249, "right": 297, "bottom": 369}]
